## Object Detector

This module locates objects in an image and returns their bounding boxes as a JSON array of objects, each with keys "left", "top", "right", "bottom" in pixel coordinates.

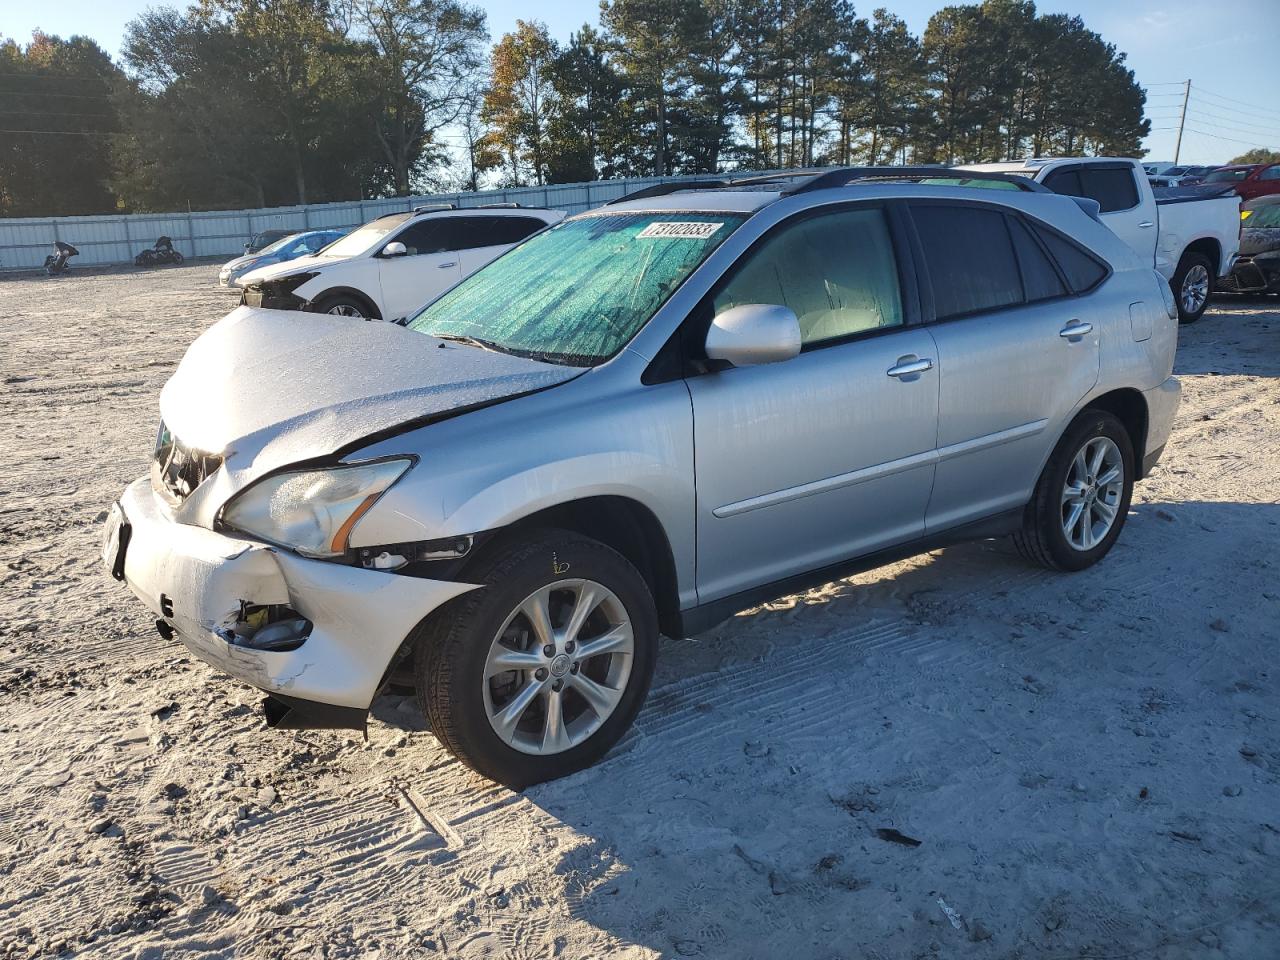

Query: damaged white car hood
[
  {"left": 237, "top": 254, "right": 333, "bottom": 286},
  {"left": 160, "top": 306, "right": 584, "bottom": 504}
]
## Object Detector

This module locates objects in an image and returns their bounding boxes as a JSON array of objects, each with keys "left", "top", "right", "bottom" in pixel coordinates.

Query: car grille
[{"left": 153, "top": 421, "right": 223, "bottom": 502}]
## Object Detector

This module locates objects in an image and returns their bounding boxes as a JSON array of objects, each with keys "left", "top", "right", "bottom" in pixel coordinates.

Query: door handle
[
  {"left": 886, "top": 356, "right": 934, "bottom": 379},
  {"left": 439, "top": 261, "right": 458, "bottom": 269},
  {"left": 1138, "top": 221, "right": 1154, "bottom": 228},
  {"left": 1059, "top": 320, "right": 1093, "bottom": 340}
]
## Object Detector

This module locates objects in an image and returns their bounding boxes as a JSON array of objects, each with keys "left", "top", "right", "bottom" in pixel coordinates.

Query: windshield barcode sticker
[{"left": 637, "top": 221, "right": 724, "bottom": 240}]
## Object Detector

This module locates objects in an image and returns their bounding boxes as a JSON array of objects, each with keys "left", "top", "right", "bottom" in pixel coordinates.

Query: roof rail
[
  {"left": 606, "top": 179, "right": 731, "bottom": 205},
  {"left": 784, "top": 166, "right": 1052, "bottom": 194},
  {"left": 412, "top": 202, "right": 456, "bottom": 213},
  {"left": 605, "top": 166, "right": 1053, "bottom": 206},
  {"left": 476, "top": 202, "right": 523, "bottom": 209}
]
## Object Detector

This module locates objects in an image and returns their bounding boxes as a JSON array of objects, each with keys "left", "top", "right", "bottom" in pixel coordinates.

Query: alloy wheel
[
  {"left": 1180, "top": 263, "right": 1209, "bottom": 315},
  {"left": 1061, "top": 436, "right": 1124, "bottom": 551},
  {"left": 326, "top": 303, "right": 364, "bottom": 317},
  {"left": 483, "top": 579, "right": 634, "bottom": 756}
]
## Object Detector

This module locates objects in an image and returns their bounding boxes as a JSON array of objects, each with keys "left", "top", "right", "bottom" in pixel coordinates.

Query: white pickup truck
[{"left": 962, "top": 157, "right": 1241, "bottom": 323}]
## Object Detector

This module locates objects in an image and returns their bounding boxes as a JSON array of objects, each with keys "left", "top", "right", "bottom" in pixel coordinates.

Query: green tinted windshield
[
  {"left": 919, "top": 176, "right": 1021, "bottom": 190},
  {"left": 1246, "top": 204, "right": 1280, "bottom": 228},
  {"left": 406, "top": 212, "right": 746, "bottom": 365}
]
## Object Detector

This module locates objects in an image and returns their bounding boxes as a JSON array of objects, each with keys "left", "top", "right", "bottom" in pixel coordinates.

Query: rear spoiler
[{"left": 1069, "top": 197, "right": 1102, "bottom": 222}]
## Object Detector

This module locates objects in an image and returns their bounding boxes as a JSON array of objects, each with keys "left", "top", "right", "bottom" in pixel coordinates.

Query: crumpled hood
[
  {"left": 160, "top": 306, "right": 584, "bottom": 484},
  {"left": 239, "top": 253, "right": 335, "bottom": 285}
]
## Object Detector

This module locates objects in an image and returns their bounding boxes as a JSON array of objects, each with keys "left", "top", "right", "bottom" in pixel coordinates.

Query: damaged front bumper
[{"left": 108, "top": 478, "right": 479, "bottom": 726}]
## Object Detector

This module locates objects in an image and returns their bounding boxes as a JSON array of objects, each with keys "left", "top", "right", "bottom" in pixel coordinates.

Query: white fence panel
[{"left": 0, "top": 170, "right": 794, "bottom": 271}]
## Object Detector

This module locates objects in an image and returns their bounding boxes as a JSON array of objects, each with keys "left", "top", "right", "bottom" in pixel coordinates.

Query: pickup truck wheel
[
  {"left": 1172, "top": 253, "right": 1213, "bottom": 324},
  {"left": 1013, "top": 410, "right": 1134, "bottom": 572},
  {"left": 414, "top": 530, "right": 657, "bottom": 788}
]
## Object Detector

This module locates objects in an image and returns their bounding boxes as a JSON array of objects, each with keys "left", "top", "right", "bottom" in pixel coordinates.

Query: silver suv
[{"left": 103, "top": 170, "right": 1181, "bottom": 786}]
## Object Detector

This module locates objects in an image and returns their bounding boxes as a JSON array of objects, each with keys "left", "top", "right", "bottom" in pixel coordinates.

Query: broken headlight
[{"left": 220, "top": 458, "right": 412, "bottom": 558}]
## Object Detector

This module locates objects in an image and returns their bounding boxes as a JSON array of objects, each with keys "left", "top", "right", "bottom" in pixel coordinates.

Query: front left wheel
[{"left": 415, "top": 530, "right": 658, "bottom": 787}]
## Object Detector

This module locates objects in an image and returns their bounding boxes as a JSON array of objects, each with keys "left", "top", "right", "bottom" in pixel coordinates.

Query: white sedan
[{"left": 237, "top": 205, "right": 565, "bottom": 321}]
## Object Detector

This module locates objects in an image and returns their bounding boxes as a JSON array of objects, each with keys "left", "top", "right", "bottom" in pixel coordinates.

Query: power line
[
  {"left": 1182, "top": 127, "right": 1275, "bottom": 148},
  {"left": 1177, "top": 113, "right": 1280, "bottom": 140},
  {"left": 1186, "top": 106, "right": 1280, "bottom": 129},
  {"left": 1184, "top": 109, "right": 1280, "bottom": 138},
  {"left": 1191, "top": 85, "right": 1280, "bottom": 121}
]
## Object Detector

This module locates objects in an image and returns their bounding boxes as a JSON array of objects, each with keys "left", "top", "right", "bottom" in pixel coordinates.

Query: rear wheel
[
  {"left": 1172, "top": 252, "right": 1213, "bottom": 324},
  {"left": 313, "top": 293, "right": 373, "bottom": 319},
  {"left": 1013, "top": 410, "right": 1134, "bottom": 572},
  {"left": 415, "top": 530, "right": 657, "bottom": 787}
]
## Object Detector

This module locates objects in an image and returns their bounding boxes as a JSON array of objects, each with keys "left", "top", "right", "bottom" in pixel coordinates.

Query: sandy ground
[{"left": 0, "top": 263, "right": 1278, "bottom": 960}]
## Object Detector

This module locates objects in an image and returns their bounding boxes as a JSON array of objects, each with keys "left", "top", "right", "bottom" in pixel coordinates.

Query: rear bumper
[
  {"left": 110, "top": 477, "right": 479, "bottom": 713},
  {"left": 1140, "top": 376, "right": 1181, "bottom": 478}
]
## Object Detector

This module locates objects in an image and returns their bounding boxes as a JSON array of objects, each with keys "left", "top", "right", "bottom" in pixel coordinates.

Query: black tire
[
  {"left": 312, "top": 293, "right": 374, "bottom": 319},
  {"left": 171, "top": 251, "right": 185, "bottom": 265},
  {"left": 414, "top": 529, "right": 658, "bottom": 788},
  {"left": 1172, "top": 251, "right": 1213, "bottom": 324},
  {"left": 1013, "top": 410, "right": 1135, "bottom": 572}
]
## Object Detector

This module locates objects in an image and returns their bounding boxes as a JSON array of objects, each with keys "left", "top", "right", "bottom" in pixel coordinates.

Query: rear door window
[
  {"left": 1078, "top": 167, "right": 1139, "bottom": 212},
  {"left": 1042, "top": 167, "right": 1083, "bottom": 198},
  {"left": 454, "top": 215, "right": 548, "bottom": 249},
  {"left": 1007, "top": 216, "right": 1067, "bottom": 302},
  {"left": 910, "top": 204, "right": 1023, "bottom": 320}
]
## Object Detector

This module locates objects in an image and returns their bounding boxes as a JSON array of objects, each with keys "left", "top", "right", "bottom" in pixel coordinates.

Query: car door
[
  {"left": 1248, "top": 164, "right": 1280, "bottom": 200},
  {"left": 907, "top": 202, "right": 1102, "bottom": 532},
  {"left": 376, "top": 217, "right": 463, "bottom": 320},
  {"left": 1042, "top": 163, "right": 1156, "bottom": 264},
  {"left": 685, "top": 204, "right": 940, "bottom": 603},
  {"left": 455, "top": 215, "right": 549, "bottom": 276}
]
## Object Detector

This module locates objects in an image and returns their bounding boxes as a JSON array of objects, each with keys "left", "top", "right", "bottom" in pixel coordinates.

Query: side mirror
[
  {"left": 705, "top": 303, "right": 801, "bottom": 368},
  {"left": 381, "top": 241, "right": 408, "bottom": 258}
]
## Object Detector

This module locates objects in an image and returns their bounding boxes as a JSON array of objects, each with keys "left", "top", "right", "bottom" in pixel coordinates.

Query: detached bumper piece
[{"left": 263, "top": 693, "right": 367, "bottom": 731}]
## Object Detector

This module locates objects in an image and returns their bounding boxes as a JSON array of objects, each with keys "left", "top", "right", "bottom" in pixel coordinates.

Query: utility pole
[{"left": 1173, "top": 79, "right": 1191, "bottom": 163}]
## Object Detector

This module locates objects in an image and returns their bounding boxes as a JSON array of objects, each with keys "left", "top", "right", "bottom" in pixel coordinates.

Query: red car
[{"left": 1199, "top": 163, "right": 1280, "bottom": 201}]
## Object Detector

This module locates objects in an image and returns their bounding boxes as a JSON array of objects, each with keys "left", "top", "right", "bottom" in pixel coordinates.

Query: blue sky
[{"left": 4, "top": 0, "right": 1278, "bottom": 165}]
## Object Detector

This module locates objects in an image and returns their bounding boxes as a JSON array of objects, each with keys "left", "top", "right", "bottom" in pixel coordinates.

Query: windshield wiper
[{"left": 433, "top": 333, "right": 504, "bottom": 354}]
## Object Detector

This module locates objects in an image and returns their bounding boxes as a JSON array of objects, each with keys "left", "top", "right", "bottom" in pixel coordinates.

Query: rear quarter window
[
  {"left": 1031, "top": 223, "right": 1110, "bottom": 293},
  {"left": 1007, "top": 216, "right": 1068, "bottom": 302}
]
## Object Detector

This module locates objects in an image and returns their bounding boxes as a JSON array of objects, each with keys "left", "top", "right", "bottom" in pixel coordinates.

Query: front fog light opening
[{"left": 217, "top": 603, "right": 312, "bottom": 652}]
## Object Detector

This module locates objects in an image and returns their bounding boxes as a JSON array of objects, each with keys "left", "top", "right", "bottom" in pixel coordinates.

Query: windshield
[
  {"left": 258, "top": 234, "right": 302, "bottom": 255},
  {"left": 406, "top": 212, "right": 746, "bottom": 366},
  {"left": 920, "top": 176, "right": 1021, "bottom": 191},
  {"left": 1245, "top": 204, "right": 1280, "bottom": 228},
  {"left": 1204, "top": 168, "right": 1248, "bottom": 183},
  {"left": 318, "top": 214, "right": 411, "bottom": 258}
]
